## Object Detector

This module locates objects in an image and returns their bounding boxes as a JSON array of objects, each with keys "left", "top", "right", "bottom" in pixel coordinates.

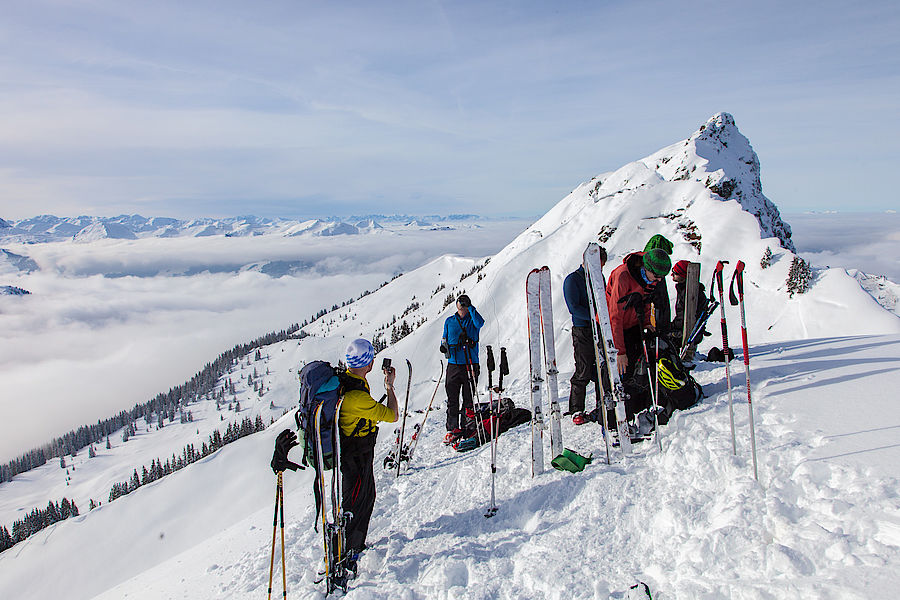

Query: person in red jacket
[{"left": 605, "top": 248, "right": 671, "bottom": 417}]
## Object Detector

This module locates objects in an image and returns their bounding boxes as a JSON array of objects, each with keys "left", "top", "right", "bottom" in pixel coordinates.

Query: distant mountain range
[{"left": 0, "top": 214, "right": 488, "bottom": 244}]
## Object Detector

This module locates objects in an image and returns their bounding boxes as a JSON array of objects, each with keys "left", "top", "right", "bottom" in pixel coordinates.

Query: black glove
[
  {"left": 271, "top": 429, "right": 302, "bottom": 473},
  {"left": 440, "top": 343, "right": 451, "bottom": 359}
]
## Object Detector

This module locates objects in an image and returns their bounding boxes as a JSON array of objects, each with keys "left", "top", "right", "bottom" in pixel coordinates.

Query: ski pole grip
[
  {"left": 729, "top": 270, "right": 739, "bottom": 306},
  {"left": 486, "top": 345, "right": 495, "bottom": 372}
]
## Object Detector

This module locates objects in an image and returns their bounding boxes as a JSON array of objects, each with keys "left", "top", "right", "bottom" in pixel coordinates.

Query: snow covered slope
[{"left": 2, "top": 113, "right": 899, "bottom": 599}]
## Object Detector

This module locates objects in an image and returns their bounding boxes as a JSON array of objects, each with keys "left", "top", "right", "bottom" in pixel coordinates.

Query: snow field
[
  {"left": 4, "top": 114, "right": 900, "bottom": 599},
  {"left": 96, "top": 334, "right": 900, "bottom": 600}
]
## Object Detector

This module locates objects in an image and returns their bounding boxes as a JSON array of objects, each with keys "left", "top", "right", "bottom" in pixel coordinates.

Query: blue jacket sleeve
[
  {"left": 563, "top": 271, "right": 591, "bottom": 327},
  {"left": 470, "top": 307, "right": 485, "bottom": 331}
]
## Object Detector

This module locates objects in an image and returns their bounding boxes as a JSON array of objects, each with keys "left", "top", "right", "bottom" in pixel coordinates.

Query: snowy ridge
[
  {"left": 849, "top": 269, "right": 900, "bottom": 316},
  {"left": 0, "top": 214, "right": 494, "bottom": 244},
  {"left": 2, "top": 114, "right": 900, "bottom": 599}
]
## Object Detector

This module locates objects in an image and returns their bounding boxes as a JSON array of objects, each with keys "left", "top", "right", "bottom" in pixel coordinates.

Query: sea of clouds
[
  {"left": 0, "top": 221, "right": 530, "bottom": 461},
  {"left": 1, "top": 211, "right": 897, "bottom": 462}
]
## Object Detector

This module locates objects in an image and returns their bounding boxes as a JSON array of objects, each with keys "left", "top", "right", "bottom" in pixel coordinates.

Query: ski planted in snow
[
  {"left": 403, "top": 361, "right": 444, "bottom": 466},
  {"left": 680, "top": 261, "right": 702, "bottom": 360},
  {"left": 384, "top": 360, "right": 413, "bottom": 475},
  {"left": 313, "top": 397, "right": 353, "bottom": 595},
  {"left": 583, "top": 242, "right": 633, "bottom": 458},
  {"left": 526, "top": 267, "right": 563, "bottom": 476},
  {"left": 526, "top": 268, "right": 546, "bottom": 476}
]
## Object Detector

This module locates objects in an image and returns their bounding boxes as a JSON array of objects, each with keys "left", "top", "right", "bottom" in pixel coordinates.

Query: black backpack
[
  {"left": 654, "top": 338, "right": 703, "bottom": 414},
  {"left": 296, "top": 361, "right": 365, "bottom": 470}
]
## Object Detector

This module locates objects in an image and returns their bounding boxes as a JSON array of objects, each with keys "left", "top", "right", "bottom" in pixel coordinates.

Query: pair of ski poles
[
  {"left": 268, "top": 471, "right": 287, "bottom": 600},
  {"left": 484, "top": 345, "right": 508, "bottom": 518},
  {"left": 462, "top": 341, "right": 506, "bottom": 518},
  {"left": 713, "top": 260, "right": 758, "bottom": 481}
]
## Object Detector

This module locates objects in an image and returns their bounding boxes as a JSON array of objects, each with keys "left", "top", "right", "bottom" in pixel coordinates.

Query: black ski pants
[
  {"left": 569, "top": 326, "right": 603, "bottom": 414},
  {"left": 445, "top": 362, "right": 480, "bottom": 431},
  {"left": 340, "top": 433, "right": 377, "bottom": 553}
]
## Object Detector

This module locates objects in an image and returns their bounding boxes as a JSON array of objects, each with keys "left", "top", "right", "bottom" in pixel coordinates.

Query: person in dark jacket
[
  {"left": 441, "top": 294, "right": 485, "bottom": 434},
  {"left": 563, "top": 247, "right": 607, "bottom": 419},
  {"left": 643, "top": 235, "right": 673, "bottom": 338}
]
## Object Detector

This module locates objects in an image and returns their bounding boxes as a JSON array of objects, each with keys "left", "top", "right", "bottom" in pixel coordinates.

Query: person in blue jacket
[
  {"left": 563, "top": 247, "right": 607, "bottom": 421},
  {"left": 440, "top": 294, "right": 485, "bottom": 435}
]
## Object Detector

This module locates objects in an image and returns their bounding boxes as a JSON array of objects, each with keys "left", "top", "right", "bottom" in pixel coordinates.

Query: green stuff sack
[{"left": 551, "top": 448, "right": 593, "bottom": 473}]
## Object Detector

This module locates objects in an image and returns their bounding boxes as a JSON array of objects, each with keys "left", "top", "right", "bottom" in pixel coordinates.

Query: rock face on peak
[{"left": 647, "top": 112, "right": 795, "bottom": 251}]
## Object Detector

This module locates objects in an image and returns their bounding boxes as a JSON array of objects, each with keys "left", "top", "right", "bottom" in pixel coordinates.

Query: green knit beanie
[
  {"left": 643, "top": 234, "right": 674, "bottom": 255},
  {"left": 643, "top": 248, "right": 672, "bottom": 276}
]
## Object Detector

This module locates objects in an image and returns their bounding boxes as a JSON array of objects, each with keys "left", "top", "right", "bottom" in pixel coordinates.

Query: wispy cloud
[{"left": 1, "top": 0, "right": 899, "bottom": 218}]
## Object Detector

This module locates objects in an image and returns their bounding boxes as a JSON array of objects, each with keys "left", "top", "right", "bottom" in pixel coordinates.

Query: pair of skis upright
[
  {"left": 384, "top": 361, "right": 446, "bottom": 474},
  {"left": 384, "top": 360, "right": 413, "bottom": 476},
  {"left": 583, "top": 243, "right": 633, "bottom": 461},
  {"left": 526, "top": 267, "right": 563, "bottom": 476},
  {"left": 312, "top": 398, "right": 353, "bottom": 595}
]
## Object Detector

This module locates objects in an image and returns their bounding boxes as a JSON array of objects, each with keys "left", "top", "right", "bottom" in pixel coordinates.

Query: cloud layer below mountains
[{"left": 0, "top": 221, "right": 528, "bottom": 461}]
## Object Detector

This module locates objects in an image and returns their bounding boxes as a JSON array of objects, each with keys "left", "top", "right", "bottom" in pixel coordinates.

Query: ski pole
[
  {"left": 405, "top": 362, "right": 444, "bottom": 463},
  {"left": 681, "top": 296, "right": 719, "bottom": 358},
  {"left": 730, "top": 261, "right": 759, "bottom": 481},
  {"left": 485, "top": 346, "right": 498, "bottom": 518},
  {"left": 499, "top": 347, "right": 509, "bottom": 391},
  {"left": 279, "top": 473, "right": 287, "bottom": 599},
  {"left": 650, "top": 304, "right": 661, "bottom": 451},
  {"left": 714, "top": 261, "right": 736, "bottom": 455},
  {"left": 268, "top": 471, "right": 286, "bottom": 600},
  {"left": 463, "top": 345, "right": 488, "bottom": 447},
  {"left": 486, "top": 345, "right": 495, "bottom": 391}
]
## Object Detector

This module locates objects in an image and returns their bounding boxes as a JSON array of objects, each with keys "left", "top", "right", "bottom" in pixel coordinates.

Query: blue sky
[{"left": 1, "top": 0, "right": 898, "bottom": 219}]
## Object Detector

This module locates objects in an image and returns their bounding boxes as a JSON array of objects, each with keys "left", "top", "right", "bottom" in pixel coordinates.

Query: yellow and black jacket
[{"left": 338, "top": 371, "right": 396, "bottom": 438}]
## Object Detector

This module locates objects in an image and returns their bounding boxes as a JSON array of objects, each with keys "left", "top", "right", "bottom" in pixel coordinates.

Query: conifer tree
[
  {"left": 760, "top": 246, "right": 773, "bottom": 269},
  {"left": 786, "top": 255, "right": 813, "bottom": 297}
]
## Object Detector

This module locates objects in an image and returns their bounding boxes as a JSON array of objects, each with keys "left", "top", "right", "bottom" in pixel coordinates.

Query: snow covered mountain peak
[
  {"left": 73, "top": 221, "right": 138, "bottom": 243},
  {"left": 642, "top": 112, "right": 794, "bottom": 250}
]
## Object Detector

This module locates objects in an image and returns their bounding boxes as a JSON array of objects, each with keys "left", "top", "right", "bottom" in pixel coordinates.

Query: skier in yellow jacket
[{"left": 338, "top": 338, "right": 398, "bottom": 562}]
